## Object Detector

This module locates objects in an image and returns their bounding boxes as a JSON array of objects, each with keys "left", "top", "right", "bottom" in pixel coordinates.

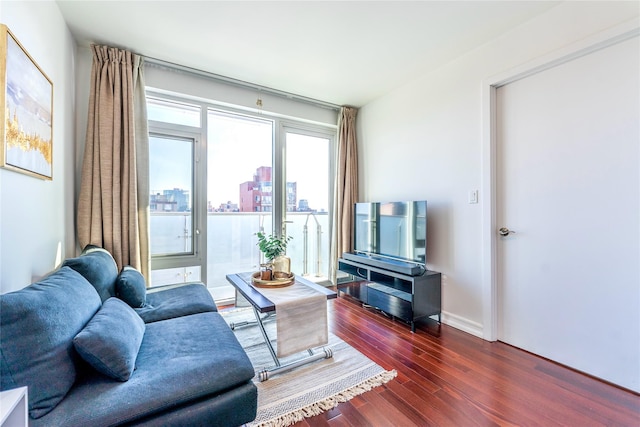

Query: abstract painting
[{"left": 0, "top": 25, "right": 53, "bottom": 180}]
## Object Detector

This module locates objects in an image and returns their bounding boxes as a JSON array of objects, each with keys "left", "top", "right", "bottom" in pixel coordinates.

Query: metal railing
[
  {"left": 150, "top": 211, "right": 329, "bottom": 289},
  {"left": 303, "top": 213, "right": 323, "bottom": 277}
]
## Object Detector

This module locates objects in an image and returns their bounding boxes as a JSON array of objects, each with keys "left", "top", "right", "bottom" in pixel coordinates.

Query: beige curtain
[
  {"left": 77, "top": 45, "right": 150, "bottom": 280},
  {"left": 330, "top": 106, "right": 358, "bottom": 283}
]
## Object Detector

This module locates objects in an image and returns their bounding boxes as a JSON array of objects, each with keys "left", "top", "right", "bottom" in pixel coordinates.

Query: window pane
[
  {"left": 147, "top": 97, "right": 201, "bottom": 127},
  {"left": 285, "top": 132, "right": 330, "bottom": 281},
  {"left": 149, "top": 134, "right": 194, "bottom": 256},
  {"left": 207, "top": 110, "right": 273, "bottom": 302}
]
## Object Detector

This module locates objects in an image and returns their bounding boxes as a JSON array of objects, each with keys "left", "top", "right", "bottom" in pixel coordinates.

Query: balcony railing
[{"left": 149, "top": 211, "right": 330, "bottom": 301}]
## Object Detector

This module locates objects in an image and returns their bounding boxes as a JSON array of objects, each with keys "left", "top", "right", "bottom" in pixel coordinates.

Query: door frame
[{"left": 480, "top": 19, "right": 639, "bottom": 341}]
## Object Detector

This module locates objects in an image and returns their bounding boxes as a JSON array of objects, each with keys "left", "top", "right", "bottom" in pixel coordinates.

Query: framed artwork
[{"left": 0, "top": 24, "right": 53, "bottom": 180}]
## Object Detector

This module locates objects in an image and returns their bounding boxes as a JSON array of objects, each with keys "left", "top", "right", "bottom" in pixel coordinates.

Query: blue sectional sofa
[{"left": 0, "top": 246, "right": 257, "bottom": 426}]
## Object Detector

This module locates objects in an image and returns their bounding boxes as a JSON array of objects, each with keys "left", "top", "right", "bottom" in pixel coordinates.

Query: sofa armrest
[{"left": 136, "top": 283, "right": 217, "bottom": 322}]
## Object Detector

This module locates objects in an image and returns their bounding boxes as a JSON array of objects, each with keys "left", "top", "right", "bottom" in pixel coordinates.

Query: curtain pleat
[
  {"left": 77, "top": 45, "right": 150, "bottom": 280},
  {"left": 330, "top": 106, "right": 358, "bottom": 283},
  {"left": 132, "top": 57, "right": 151, "bottom": 282}
]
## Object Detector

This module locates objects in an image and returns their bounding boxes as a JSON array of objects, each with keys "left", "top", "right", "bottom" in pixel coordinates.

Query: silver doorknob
[{"left": 499, "top": 227, "right": 516, "bottom": 237}]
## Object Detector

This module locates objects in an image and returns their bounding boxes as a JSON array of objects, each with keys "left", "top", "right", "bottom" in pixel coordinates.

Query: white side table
[{"left": 0, "top": 387, "right": 28, "bottom": 427}]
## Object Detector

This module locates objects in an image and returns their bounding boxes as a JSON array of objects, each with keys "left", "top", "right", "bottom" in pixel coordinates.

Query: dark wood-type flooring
[{"left": 293, "top": 293, "right": 640, "bottom": 427}]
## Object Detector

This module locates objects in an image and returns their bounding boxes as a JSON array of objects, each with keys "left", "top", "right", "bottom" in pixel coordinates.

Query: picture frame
[{"left": 0, "top": 24, "right": 53, "bottom": 180}]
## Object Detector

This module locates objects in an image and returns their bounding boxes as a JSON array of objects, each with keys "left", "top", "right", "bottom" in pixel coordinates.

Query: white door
[{"left": 496, "top": 36, "right": 639, "bottom": 392}]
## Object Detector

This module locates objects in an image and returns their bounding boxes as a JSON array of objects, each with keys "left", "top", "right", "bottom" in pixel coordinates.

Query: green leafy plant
[{"left": 255, "top": 231, "right": 292, "bottom": 262}]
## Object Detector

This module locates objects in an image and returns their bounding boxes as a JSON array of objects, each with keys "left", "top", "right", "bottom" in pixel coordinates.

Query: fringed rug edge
[{"left": 252, "top": 369, "right": 398, "bottom": 427}]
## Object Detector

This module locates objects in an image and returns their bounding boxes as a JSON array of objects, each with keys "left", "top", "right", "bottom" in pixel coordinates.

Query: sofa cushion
[
  {"left": 135, "top": 282, "right": 217, "bottom": 323},
  {"left": 62, "top": 245, "right": 118, "bottom": 302},
  {"left": 74, "top": 297, "right": 145, "bottom": 381},
  {"left": 0, "top": 267, "right": 102, "bottom": 419},
  {"left": 116, "top": 266, "right": 147, "bottom": 308},
  {"left": 32, "top": 312, "right": 256, "bottom": 427}
]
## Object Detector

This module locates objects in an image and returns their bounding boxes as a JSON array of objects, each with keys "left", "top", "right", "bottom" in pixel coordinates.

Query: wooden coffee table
[{"left": 225, "top": 272, "right": 337, "bottom": 381}]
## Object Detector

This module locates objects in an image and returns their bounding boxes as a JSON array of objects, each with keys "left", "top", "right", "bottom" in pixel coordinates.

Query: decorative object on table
[
  {"left": 0, "top": 24, "right": 53, "bottom": 180},
  {"left": 250, "top": 271, "right": 295, "bottom": 288},
  {"left": 255, "top": 231, "right": 293, "bottom": 276},
  {"left": 272, "top": 254, "right": 291, "bottom": 275},
  {"left": 259, "top": 263, "right": 273, "bottom": 281}
]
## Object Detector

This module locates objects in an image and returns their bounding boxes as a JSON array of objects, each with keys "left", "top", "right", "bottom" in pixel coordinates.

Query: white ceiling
[{"left": 56, "top": 1, "right": 560, "bottom": 107}]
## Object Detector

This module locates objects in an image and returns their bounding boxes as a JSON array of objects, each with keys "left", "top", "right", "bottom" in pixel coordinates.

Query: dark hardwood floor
[{"left": 295, "top": 293, "right": 640, "bottom": 426}]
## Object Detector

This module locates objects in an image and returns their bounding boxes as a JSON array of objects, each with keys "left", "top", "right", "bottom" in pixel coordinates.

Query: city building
[
  {"left": 239, "top": 166, "right": 297, "bottom": 212},
  {"left": 298, "top": 199, "right": 311, "bottom": 212},
  {"left": 212, "top": 201, "right": 239, "bottom": 212},
  {"left": 150, "top": 188, "right": 190, "bottom": 212}
]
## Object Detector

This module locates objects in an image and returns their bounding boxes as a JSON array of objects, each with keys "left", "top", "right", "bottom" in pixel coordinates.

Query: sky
[{"left": 149, "top": 111, "right": 329, "bottom": 212}]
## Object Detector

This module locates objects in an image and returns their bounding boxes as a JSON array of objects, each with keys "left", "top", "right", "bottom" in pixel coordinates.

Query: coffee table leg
[
  {"left": 258, "top": 348, "right": 333, "bottom": 382},
  {"left": 253, "top": 307, "right": 280, "bottom": 367},
  {"left": 246, "top": 307, "right": 334, "bottom": 382},
  {"left": 229, "top": 312, "right": 275, "bottom": 330}
]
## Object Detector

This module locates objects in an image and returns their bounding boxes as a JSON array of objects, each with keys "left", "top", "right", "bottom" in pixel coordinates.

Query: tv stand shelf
[{"left": 337, "top": 257, "right": 441, "bottom": 332}]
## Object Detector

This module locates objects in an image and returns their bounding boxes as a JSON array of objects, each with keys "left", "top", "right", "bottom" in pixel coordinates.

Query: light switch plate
[{"left": 468, "top": 190, "right": 478, "bottom": 204}]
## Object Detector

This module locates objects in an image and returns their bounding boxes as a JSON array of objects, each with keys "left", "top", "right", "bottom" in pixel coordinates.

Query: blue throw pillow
[
  {"left": 116, "top": 266, "right": 147, "bottom": 308},
  {"left": 62, "top": 245, "right": 118, "bottom": 302},
  {"left": 0, "top": 267, "right": 102, "bottom": 419},
  {"left": 73, "top": 297, "right": 145, "bottom": 381}
]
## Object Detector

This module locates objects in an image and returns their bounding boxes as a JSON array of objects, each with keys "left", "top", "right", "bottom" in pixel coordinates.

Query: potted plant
[{"left": 256, "top": 231, "right": 293, "bottom": 279}]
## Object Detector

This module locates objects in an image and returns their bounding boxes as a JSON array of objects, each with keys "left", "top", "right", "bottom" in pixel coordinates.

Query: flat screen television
[{"left": 353, "top": 200, "right": 427, "bottom": 266}]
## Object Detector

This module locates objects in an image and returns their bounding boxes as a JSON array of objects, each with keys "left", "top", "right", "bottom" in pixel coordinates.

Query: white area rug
[{"left": 221, "top": 308, "right": 397, "bottom": 427}]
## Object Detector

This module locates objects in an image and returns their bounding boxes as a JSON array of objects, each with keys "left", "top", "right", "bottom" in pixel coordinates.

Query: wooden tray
[{"left": 251, "top": 271, "right": 295, "bottom": 288}]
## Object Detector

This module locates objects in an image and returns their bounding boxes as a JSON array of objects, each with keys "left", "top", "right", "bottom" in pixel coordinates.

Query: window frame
[
  {"left": 147, "top": 98, "right": 208, "bottom": 279},
  {"left": 146, "top": 90, "right": 337, "bottom": 291},
  {"left": 278, "top": 121, "right": 336, "bottom": 236}
]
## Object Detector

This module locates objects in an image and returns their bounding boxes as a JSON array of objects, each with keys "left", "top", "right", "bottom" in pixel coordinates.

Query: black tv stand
[
  {"left": 342, "top": 252, "right": 424, "bottom": 276},
  {"left": 337, "top": 257, "right": 441, "bottom": 332}
]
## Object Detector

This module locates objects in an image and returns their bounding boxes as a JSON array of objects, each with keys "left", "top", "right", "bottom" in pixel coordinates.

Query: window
[
  {"left": 147, "top": 97, "right": 200, "bottom": 127},
  {"left": 206, "top": 110, "right": 273, "bottom": 301},
  {"left": 147, "top": 94, "right": 336, "bottom": 302},
  {"left": 283, "top": 129, "right": 332, "bottom": 278},
  {"left": 147, "top": 96, "right": 204, "bottom": 286},
  {"left": 149, "top": 134, "right": 194, "bottom": 256}
]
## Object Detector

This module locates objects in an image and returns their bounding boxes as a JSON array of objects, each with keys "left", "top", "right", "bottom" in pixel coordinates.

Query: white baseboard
[{"left": 441, "top": 311, "right": 484, "bottom": 339}]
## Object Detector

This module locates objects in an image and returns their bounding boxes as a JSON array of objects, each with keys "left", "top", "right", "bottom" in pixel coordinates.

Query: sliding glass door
[{"left": 147, "top": 94, "right": 336, "bottom": 304}]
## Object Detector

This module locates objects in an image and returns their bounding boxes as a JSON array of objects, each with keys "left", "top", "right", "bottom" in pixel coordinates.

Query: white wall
[
  {"left": 357, "top": 2, "right": 639, "bottom": 336},
  {"left": 0, "top": 2, "right": 76, "bottom": 293}
]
